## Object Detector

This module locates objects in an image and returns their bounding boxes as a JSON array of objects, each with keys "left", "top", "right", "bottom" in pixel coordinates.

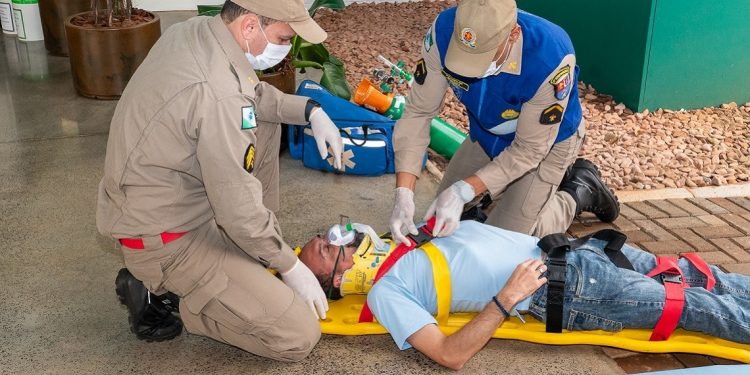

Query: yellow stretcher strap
[{"left": 419, "top": 242, "right": 451, "bottom": 326}]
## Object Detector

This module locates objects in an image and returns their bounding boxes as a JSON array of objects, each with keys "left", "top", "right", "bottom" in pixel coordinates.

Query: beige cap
[
  {"left": 231, "top": 0, "right": 328, "bottom": 44},
  {"left": 446, "top": 0, "right": 517, "bottom": 78}
]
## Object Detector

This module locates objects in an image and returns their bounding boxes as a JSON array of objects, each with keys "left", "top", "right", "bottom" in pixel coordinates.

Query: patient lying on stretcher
[{"left": 298, "top": 220, "right": 750, "bottom": 370}]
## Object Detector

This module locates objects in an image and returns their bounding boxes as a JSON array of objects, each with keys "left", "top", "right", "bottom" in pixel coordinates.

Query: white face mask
[
  {"left": 480, "top": 30, "right": 515, "bottom": 78},
  {"left": 245, "top": 25, "right": 291, "bottom": 71}
]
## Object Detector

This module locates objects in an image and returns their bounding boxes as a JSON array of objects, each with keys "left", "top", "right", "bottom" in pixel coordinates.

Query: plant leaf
[
  {"left": 308, "top": 0, "right": 346, "bottom": 17},
  {"left": 292, "top": 60, "right": 325, "bottom": 70},
  {"left": 319, "top": 61, "right": 351, "bottom": 100},
  {"left": 297, "top": 42, "right": 330, "bottom": 65}
]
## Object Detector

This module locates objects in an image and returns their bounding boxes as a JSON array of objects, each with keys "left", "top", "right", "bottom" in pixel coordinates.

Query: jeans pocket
[{"left": 568, "top": 309, "right": 623, "bottom": 332}]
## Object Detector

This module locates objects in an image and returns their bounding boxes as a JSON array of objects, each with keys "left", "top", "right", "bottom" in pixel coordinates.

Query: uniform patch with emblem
[
  {"left": 243, "top": 144, "right": 255, "bottom": 173},
  {"left": 241, "top": 105, "right": 257, "bottom": 130},
  {"left": 424, "top": 27, "right": 433, "bottom": 52},
  {"left": 549, "top": 65, "right": 572, "bottom": 100},
  {"left": 460, "top": 28, "right": 477, "bottom": 49},
  {"left": 540, "top": 104, "right": 564, "bottom": 125},
  {"left": 414, "top": 59, "right": 427, "bottom": 85},
  {"left": 501, "top": 109, "right": 520, "bottom": 120},
  {"left": 442, "top": 70, "right": 470, "bottom": 91}
]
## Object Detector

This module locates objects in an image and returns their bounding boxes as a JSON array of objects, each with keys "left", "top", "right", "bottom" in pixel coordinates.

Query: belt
[{"left": 119, "top": 232, "right": 187, "bottom": 250}]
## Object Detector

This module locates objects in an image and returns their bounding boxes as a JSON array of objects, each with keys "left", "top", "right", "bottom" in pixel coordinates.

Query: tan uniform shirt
[
  {"left": 97, "top": 16, "right": 309, "bottom": 273},
  {"left": 394, "top": 21, "right": 576, "bottom": 196}
]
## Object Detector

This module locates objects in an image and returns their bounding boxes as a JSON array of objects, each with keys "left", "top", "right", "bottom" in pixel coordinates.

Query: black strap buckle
[
  {"left": 656, "top": 273, "right": 683, "bottom": 285},
  {"left": 408, "top": 226, "right": 434, "bottom": 248}
]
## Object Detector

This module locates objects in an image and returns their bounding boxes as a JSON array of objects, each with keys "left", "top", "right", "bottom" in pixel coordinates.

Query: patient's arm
[{"left": 407, "top": 258, "right": 548, "bottom": 370}]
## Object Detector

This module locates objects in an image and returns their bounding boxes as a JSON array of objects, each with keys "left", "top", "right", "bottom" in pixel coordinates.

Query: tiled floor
[{"left": 569, "top": 197, "right": 750, "bottom": 373}]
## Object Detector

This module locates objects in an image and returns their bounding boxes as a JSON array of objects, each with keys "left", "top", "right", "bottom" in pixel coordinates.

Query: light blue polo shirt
[{"left": 367, "top": 221, "right": 541, "bottom": 350}]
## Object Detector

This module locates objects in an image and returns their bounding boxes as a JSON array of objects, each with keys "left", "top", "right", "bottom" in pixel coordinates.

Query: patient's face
[{"left": 299, "top": 235, "right": 356, "bottom": 290}]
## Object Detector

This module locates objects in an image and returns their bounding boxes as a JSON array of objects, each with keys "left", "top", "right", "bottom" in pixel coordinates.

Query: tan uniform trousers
[
  {"left": 438, "top": 123, "right": 586, "bottom": 237},
  {"left": 121, "top": 219, "right": 320, "bottom": 362}
]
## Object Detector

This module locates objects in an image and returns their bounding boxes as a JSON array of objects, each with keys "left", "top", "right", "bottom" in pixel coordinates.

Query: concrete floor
[{"left": 0, "top": 12, "right": 623, "bottom": 374}]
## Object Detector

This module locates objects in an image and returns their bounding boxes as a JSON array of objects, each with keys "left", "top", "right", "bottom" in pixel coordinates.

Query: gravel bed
[{"left": 316, "top": 1, "right": 750, "bottom": 190}]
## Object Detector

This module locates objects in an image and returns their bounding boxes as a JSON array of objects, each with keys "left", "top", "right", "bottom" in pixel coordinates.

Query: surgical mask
[
  {"left": 245, "top": 25, "right": 291, "bottom": 71},
  {"left": 480, "top": 30, "right": 514, "bottom": 78}
]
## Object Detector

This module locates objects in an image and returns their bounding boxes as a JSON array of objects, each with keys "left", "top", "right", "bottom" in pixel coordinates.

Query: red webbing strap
[
  {"left": 680, "top": 252, "right": 716, "bottom": 291},
  {"left": 358, "top": 218, "right": 436, "bottom": 323},
  {"left": 646, "top": 256, "right": 686, "bottom": 341}
]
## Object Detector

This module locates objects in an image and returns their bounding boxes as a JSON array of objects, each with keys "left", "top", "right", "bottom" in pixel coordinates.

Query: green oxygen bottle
[{"left": 429, "top": 117, "right": 466, "bottom": 159}]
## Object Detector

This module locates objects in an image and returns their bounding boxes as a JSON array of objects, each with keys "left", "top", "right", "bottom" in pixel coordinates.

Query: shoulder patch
[
  {"left": 414, "top": 59, "right": 427, "bottom": 85},
  {"left": 442, "top": 70, "right": 470, "bottom": 91},
  {"left": 549, "top": 65, "right": 572, "bottom": 101},
  {"left": 540, "top": 104, "right": 564, "bottom": 125},
  {"left": 423, "top": 26, "right": 433, "bottom": 52},
  {"left": 241, "top": 105, "right": 257, "bottom": 130},
  {"left": 243, "top": 144, "right": 256, "bottom": 173}
]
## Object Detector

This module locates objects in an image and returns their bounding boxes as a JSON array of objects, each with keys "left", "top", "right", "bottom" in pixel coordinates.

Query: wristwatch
[{"left": 304, "top": 99, "right": 321, "bottom": 122}]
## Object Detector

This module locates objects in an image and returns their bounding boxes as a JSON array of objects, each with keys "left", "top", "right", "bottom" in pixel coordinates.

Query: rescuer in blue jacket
[{"left": 390, "top": 0, "right": 619, "bottom": 244}]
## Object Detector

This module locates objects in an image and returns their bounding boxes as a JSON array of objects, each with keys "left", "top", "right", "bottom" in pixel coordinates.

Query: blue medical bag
[{"left": 289, "top": 80, "right": 420, "bottom": 176}]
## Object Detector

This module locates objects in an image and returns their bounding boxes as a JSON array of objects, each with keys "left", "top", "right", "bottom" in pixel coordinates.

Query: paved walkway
[{"left": 568, "top": 196, "right": 750, "bottom": 373}]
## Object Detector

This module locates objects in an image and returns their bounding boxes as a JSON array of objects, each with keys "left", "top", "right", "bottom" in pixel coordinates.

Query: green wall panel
[
  {"left": 643, "top": 0, "right": 750, "bottom": 109},
  {"left": 517, "top": 0, "right": 750, "bottom": 111},
  {"left": 517, "top": 0, "right": 654, "bottom": 110}
]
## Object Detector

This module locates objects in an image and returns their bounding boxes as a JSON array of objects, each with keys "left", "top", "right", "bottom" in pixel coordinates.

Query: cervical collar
[{"left": 339, "top": 235, "right": 397, "bottom": 296}]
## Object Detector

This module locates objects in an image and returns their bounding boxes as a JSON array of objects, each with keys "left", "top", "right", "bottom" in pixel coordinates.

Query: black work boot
[
  {"left": 559, "top": 158, "right": 620, "bottom": 223},
  {"left": 115, "top": 268, "right": 183, "bottom": 342}
]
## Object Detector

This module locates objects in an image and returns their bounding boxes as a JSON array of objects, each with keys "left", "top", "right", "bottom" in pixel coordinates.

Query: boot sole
[
  {"left": 572, "top": 158, "right": 620, "bottom": 223},
  {"left": 115, "top": 269, "right": 182, "bottom": 342}
]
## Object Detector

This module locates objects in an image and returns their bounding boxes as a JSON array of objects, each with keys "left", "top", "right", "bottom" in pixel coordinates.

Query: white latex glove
[
  {"left": 281, "top": 259, "right": 329, "bottom": 320},
  {"left": 309, "top": 108, "right": 343, "bottom": 170},
  {"left": 424, "top": 180, "right": 475, "bottom": 237},
  {"left": 389, "top": 187, "right": 419, "bottom": 245}
]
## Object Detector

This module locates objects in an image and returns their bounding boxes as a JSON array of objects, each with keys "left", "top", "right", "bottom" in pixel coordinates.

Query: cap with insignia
[
  {"left": 230, "top": 0, "right": 327, "bottom": 44},
  {"left": 446, "top": 0, "right": 517, "bottom": 78}
]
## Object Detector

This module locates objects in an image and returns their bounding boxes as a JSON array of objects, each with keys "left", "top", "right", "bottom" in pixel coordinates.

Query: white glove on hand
[
  {"left": 309, "top": 108, "right": 343, "bottom": 170},
  {"left": 389, "top": 187, "right": 419, "bottom": 245},
  {"left": 281, "top": 259, "right": 329, "bottom": 320},
  {"left": 424, "top": 180, "right": 475, "bottom": 237}
]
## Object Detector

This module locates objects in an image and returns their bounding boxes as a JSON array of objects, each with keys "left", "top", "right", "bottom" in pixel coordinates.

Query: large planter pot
[
  {"left": 259, "top": 67, "right": 296, "bottom": 94},
  {"left": 65, "top": 10, "right": 160, "bottom": 99},
  {"left": 38, "top": 0, "right": 93, "bottom": 56}
]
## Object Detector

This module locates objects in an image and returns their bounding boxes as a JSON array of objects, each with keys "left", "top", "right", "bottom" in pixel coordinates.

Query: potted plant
[
  {"left": 197, "top": 0, "right": 350, "bottom": 99},
  {"left": 65, "top": 0, "right": 161, "bottom": 99},
  {"left": 39, "top": 0, "right": 102, "bottom": 56}
]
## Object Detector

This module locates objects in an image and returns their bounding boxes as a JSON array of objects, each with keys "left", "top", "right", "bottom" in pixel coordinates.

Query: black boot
[
  {"left": 115, "top": 268, "right": 183, "bottom": 342},
  {"left": 559, "top": 158, "right": 620, "bottom": 223}
]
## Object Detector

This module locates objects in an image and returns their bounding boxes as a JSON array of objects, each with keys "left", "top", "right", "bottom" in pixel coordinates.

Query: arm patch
[
  {"left": 540, "top": 104, "right": 564, "bottom": 125},
  {"left": 414, "top": 58, "right": 427, "bottom": 85},
  {"left": 243, "top": 144, "right": 255, "bottom": 173}
]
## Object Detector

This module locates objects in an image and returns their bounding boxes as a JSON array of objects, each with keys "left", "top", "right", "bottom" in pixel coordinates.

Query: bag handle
[{"left": 341, "top": 125, "right": 370, "bottom": 147}]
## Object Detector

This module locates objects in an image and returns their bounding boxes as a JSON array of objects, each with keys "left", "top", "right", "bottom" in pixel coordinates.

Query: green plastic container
[
  {"left": 517, "top": 0, "right": 750, "bottom": 111},
  {"left": 429, "top": 117, "right": 466, "bottom": 159}
]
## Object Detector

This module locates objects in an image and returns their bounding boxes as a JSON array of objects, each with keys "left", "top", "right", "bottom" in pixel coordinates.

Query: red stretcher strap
[
  {"left": 646, "top": 256, "right": 686, "bottom": 341},
  {"left": 680, "top": 252, "right": 716, "bottom": 291},
  {"left": 359, "top": 218, "right": 436, "bottom": 323}
]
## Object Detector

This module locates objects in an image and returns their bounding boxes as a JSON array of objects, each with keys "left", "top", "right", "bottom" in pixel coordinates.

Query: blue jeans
[{"left": 528, "top": 239, "right": 750, "bottom": 344}]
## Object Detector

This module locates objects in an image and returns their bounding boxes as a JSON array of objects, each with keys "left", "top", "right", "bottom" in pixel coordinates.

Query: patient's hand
[{"left": 497, "top": 258, "right": 548, "bottom": 308}]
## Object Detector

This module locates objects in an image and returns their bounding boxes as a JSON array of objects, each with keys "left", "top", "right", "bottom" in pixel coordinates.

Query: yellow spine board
[{"left": 319, "top": 244, "right": 750, "bottom": 363}]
